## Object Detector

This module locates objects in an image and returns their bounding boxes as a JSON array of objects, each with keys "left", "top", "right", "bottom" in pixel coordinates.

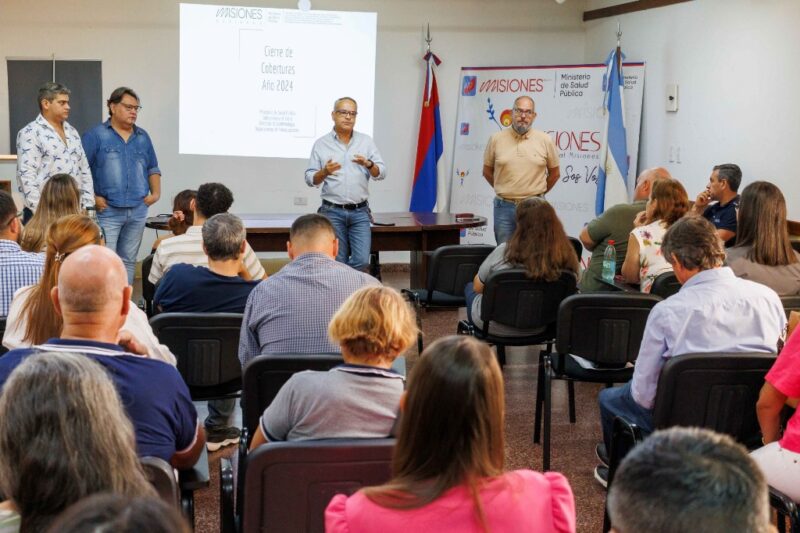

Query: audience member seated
[
  {"left": 621, "top": 178, "right": 689, "bottom": 292},
  {"left": 726, "top": 181, "right": 800, "bottom": 296},
  {"left": 325, "top": 335, "right": 576, "bottom": 532},
  {"left": 48, "top": 494, "right": 190, "bottom": 533},
  {"left": 0, "top": 245, "right": 204, "bottom": 467},
  {"left": 464, "top": 197, "right": 579, "bottom": 336},
  {"left": 148, "top": 182, "right": 265, "bottom": 284},
  {"left": 19, "top": 173, "right": 82, "bottom": 253},
  {"left": 239, "top": 213, "right": 379, "bottom": 365},
  {"left": 751, "top": 326, "right": 800, "bottom": 501},
  {"left": 596, "top": 216, "right": 785, "bottom": 486},
  {"left": 690, "top": 163, "right": 741, "bottom": 247},
  {"left": 607, "top": 427, "right": 773, "bottom": 533},
  {"left": 249, "top": 286, "right": 415, "bottom": 447},
  {"left": 151, "top": 188, "right": 196, "bottom": 252},
  {"left": 155, "top": 212, "right": 260, "bottom": 452},
  {"left": 3, "top": 215, "right": 175, "bottom": 364},
  {"left": 0, "top": 352, "right": 156, "bottom": 532},
  {"left": 0, "top": 191, "right": 43, "bottom": 317},
  {"left": 580, "top": 167, "right": 672, "bottom": 292}
]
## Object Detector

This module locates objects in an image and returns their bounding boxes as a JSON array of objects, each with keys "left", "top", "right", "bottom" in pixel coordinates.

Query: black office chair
[
  {"left": 537, "top": 293, "right": 660, "bottom": 470},
  {"left": 568, "top": 236, "right": 583, "bottom": 263},
  {"left": 141, "top": 254, "right": 156, "bottom": 317},
  {"left": 649, "top": 271, "right": 681, "bottom": 299},
  {"left": 0, "top": 317, "right": 7, "bottom": 356},
  {"left": 457, "top": 269, "right": 578, "bottom": 366},
  {"left": 149, "top": 313, "right": 244, "bottom": 401},
  {"left": 141, "top": 450, "right": 211, "bottom": 527},
  {"left": 141, "top": 456, "right": 180, "bottom": 507},
  {"left": 781, "top": 295, "right": 800, "bottom": 320},
  {"left": 221, "top": 439, "right": 395, "bottom": 533},
  {"left": 402, "top": 244, "right": 494, "bottom": 353},
  {"left": 771, "top": 486, "right": 800, "bottom": 533}
]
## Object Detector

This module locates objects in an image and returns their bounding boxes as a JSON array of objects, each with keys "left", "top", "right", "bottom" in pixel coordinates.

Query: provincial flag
[
  {"left": 409, "top": 51, "right": 446, "bottom": 212},
  {"left": 595, "top": 47, "right": 630, "bottom": 215}
]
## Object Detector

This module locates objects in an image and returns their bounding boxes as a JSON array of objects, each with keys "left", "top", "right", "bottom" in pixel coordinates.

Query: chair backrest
[
  {"left": 149, "top": 312, "right": 244, "bottom": 400},
  {"left": 556, "top": 293, "right": 661, "bottom": 368},
  {"left": 568, "top": 236, "right": 583, "bottom": 263},
  {"left": 141, "top": 254, "right": 156, "bottom": 316},
  {"left": 241, "top": 439, "right": 394, "bottom": 533},
  {"left": 650, "top": 272, "right": 681, "bottom": 299},
  {"left": 780, "top": 295, "right": 800, "bottom": 320},
  {"left": 480, "top": 269, "right": 577, "bottom": 333},
  {"left": 0, "top": 317, "right": 6, "bottom": 356},
  {"left": 140, "top": 456, "right": 180, "bottom": 507},
  {"left": 242, "top": 354, "right": 343, "bottom": 438},
  {"left": 426, "top": 244, "right": 494, "bottom": 301},
  {"left": 652, "top": 352, "right": 776, "bottom": 447}
]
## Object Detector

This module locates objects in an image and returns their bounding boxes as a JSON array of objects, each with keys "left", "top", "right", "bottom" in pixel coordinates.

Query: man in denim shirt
[{"left": 83, "top": 87, "right": 161, "bottom": 284}]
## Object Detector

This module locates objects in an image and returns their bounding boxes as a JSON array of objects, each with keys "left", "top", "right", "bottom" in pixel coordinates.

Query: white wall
[
  {"left": 0, "top": 0, "right": 586, "bottom": 257},
  {"left": 584, "top": 0, "right": 800, "bottom": 217}
]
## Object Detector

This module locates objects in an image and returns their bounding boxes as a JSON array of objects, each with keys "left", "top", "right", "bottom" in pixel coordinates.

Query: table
[{"left": 147, "top": 212, "right": 487, "bottom": 288}]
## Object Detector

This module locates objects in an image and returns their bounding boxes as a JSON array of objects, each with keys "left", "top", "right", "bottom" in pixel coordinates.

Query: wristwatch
[{"left": 366, "top": 159, "right": 374, "bottom": 169}]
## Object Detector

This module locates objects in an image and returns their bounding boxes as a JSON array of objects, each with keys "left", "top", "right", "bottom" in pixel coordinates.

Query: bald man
[
  {"left": 0, "top": 245, "right": 205, "bottom": 468},
  {"left": 579, "top": 167, "right": 672, "bottom": 292}
]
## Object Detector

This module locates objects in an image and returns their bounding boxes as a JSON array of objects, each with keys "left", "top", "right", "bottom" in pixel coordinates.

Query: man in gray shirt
[
  {"left": 304, "top": 97, "right": 386, "bottom": 271},
  {"left": 238, "top": 214, "right": 379, "bottom": 366}
]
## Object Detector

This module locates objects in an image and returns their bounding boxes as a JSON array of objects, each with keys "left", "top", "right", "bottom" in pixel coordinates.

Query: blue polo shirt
[
  {"left": 0, "top": 339, "right": 198, "bottom": 461},
  {"left": 703, "top": 195, "right": 739, "bottom": 247},
  {"left": 82, "top": 120, "right": 160, "bottom": 208},
  {"left": 154, "top": 263, "right": 260, "bottom": 313}
]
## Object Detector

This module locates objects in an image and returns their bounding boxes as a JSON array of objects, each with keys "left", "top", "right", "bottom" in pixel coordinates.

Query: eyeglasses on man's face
[
  {"left": 118, "top": 103, "right": 142, "bottom": 112},
  {"left": 512, "top": 108, "right": 534, "bottom": 116},
  {"left": 334, "top": 110, "right": 357, "bottom": 118}
]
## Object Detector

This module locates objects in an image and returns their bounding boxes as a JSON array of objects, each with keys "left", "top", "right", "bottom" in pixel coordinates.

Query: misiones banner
[{"left": 450, "top": 63, "right": 645, "bottom": 244}]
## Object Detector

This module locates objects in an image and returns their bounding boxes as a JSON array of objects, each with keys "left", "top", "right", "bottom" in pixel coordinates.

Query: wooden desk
[{"left": 147, "top": 212, "right": 487, "bottom": 287}]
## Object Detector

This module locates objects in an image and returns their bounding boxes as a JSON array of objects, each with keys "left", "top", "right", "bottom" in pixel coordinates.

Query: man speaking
[{"left": 305, "top": 97, "right": 386, "bottom": 271}]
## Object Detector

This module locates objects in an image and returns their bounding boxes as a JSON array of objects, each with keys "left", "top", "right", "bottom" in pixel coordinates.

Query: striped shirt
[
  {"left": 0, "top": 240, "right": 44, "bottom": 317},
  {"left": 238, "top": 252, "right": 380, "bottom": 365},
  {"left": 148, "top": 226, "right": 265, "bottom": 284}
]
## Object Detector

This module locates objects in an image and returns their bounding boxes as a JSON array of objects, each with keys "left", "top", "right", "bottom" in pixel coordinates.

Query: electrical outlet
[{"left": 293, "top": 196, "right": 308, "bottom": 206}]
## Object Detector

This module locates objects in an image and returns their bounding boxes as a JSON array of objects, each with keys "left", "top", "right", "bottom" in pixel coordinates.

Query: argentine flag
[{"left": 596, "top": 47, "right": 629, "bottom": 216}]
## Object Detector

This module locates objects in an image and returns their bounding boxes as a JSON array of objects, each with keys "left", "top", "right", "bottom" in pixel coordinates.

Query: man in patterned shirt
[
  {"left": 15, "top": 82, "right": 94, "bottom": 222},
  {"left": 0, "top": 191, "right": 44, "bottom": 317},
  {"left": 238, "top": 213, "right": 379, "bottom": 366}
]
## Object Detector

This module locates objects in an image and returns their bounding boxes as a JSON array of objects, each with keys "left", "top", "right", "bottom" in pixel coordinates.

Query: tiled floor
[{"left": 135, "top": 266, "right": 606, "bottom": 532}]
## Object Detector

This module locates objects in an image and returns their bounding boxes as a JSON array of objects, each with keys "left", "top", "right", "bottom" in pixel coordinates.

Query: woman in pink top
[
  {"left": 751, "top": 327, "right": 800, "bottom": 501},
  {"left": 325, "top": 335, "right": 576, "bottom": 533}
]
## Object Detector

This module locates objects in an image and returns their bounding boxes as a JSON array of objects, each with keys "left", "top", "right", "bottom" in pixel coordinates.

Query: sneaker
[
  {"left": 594, "top": 464, "right": 609, "bottom": 489},
  {"left": 595, "top": 442, "right": 609, "bottom": 467},
  {"left": 206, "top": 426, "right": 241, "bottom": 452}
]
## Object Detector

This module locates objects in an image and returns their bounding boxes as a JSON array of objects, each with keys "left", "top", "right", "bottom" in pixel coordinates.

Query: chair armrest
[
  {"left": 609, "top": 416, "right": 644, "bottom": 485},
  {"left": 220, "top": 456, "right": 236, "bottom": 533},
  {"left": 769, "top": 485, "right": 798, "bottom": 520},
  {"left": 177, "top": 446, "right": 210, "bottom": 492}
]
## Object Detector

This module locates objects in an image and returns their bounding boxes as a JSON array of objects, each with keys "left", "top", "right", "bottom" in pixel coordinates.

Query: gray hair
[
  {"left": 38, "top": 82, "right": 70, "bottom": 111},
  {"left": 608, "top": 427, "right": 771, "bottom": 533},
  {"left": 333, "top": 96, "right": 357, "bottom": 111},
  {"left": 202, "top": 213, "right": 246, "bottom": 261},
  {"left": 661, "top": 216, "right": 725, "bottom": 271},
  {"left": 713, "top": 163, "right": 742, "bottom": 193}
]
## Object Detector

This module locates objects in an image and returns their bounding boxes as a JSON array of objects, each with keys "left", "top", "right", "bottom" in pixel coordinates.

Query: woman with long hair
[
  {"left": 19, "top": 173, "right": 82, "bottom": 252},
  {"left": 0, "top": 352, "right": 155, "bottom": 532},
  {"left": 249, "top": 286, "right": 416, "bottom": 447},
  {"left": 465, "top": 197, "right": 579, "bottom": 336},
  {"left": 325, "top": 336, "right": 576, "bottom": 532},
  {"left": 151, "top": 189, "right": 197, "bottom": 252},
  {"left": 2, "top": 215, "right": 175, "bottom": 365},
  {"left": 726, "top": 181, "right": 800, "bottom": 295},
  {"left": 621, "top": 178, "right": 689, "bottom": 292}
]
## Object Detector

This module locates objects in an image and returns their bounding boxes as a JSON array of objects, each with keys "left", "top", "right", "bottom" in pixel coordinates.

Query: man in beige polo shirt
[{"left": 482, "top": 95, "right": 560, "bottom": 244}]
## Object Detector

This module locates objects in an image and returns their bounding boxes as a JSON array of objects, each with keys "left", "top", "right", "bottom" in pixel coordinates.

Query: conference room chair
[
  {"left": 781, "top": 295, "right": 800, "bottom": 320},
  {"left": 649, "top": 271, "right": 681, "bottom": 299},
  {"left": 603, "top": 351, "right": 777, "bottom": 532},
  {"left": 140, "top": 254, "right": 156, "bottom": 317},
  {"left": 149, "top": 312, "right": 244, "bottom": 402},
  {"left": 0, "top": 317, "right": 6, "bottom": 355},
  {"left": 141, "top": 449, "right": 211, "bottom": 528},
  {"left": 221, "top": 438, "right": 395, "bottom": 533},
  {"left": 140, "top": 456, "right": 180, "bottom": 508},
  {"left": 456, "top": 269, "right": 578, "bottom": 367},
  {"left": 568, "top": 236, "right": 583, "bottom": 263},
  {"left": 402, "top": 244, "right": 494, "bottom": 352},
  {"left": 536, "top": 293, "right": 661, "bottom": 471}
]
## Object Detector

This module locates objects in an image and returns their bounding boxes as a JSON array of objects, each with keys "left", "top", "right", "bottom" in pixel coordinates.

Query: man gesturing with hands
[{"left": 305, "top": 97, "right": 385, "bottom": 271}]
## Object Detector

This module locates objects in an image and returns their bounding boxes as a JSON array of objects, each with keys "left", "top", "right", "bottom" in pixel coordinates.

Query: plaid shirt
[{"left": 0, "top": 240, "right": 44, "bottom": 316}]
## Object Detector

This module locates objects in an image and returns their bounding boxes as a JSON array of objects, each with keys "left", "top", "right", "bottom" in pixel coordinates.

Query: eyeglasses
[
  {"left": 512, "top": 108, "right": 534, "bottom": 116},
  {"left": 334, "top": 110, "right": 357, "bottom": 118},
  {"left": 118, "top": 103, "right": 142, "bottom": 112}
]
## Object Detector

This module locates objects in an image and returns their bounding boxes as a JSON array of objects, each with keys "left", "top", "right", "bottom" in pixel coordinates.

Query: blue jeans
[
  {"left": 493, "top": 197, "right": 517, "bottom": 245},
  {"left": 464, "top": 282, "right": 478, "bottom": 324},
  {"left": 98, "top": 203, "right": 148, "bottom": 285},
  {"left": 205, "top": 398, "right": 236, "bottom": 430},
  {"left": 598, "top": 381, "right": 654, "bottom": 452},
  {"left": 318, "top": 204, "right": 371, "bottom": 271}
]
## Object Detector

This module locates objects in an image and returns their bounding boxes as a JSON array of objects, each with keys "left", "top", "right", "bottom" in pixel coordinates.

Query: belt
[
  {"left": 497, "top": 194, "right": 545, "bottom": 206},
  {"left": 322, "top": 199, "right": 369, "bottom": 210}
]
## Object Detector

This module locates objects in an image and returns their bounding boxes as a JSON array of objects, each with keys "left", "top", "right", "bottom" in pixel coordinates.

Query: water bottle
[{"left": 602, "top": 240, "right": 616, "bottom": 282}]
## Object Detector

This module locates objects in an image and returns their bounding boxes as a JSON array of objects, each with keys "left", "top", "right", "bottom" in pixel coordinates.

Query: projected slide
[{"left": 179, "top": 3, "right": 377, "bottom": 159}]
